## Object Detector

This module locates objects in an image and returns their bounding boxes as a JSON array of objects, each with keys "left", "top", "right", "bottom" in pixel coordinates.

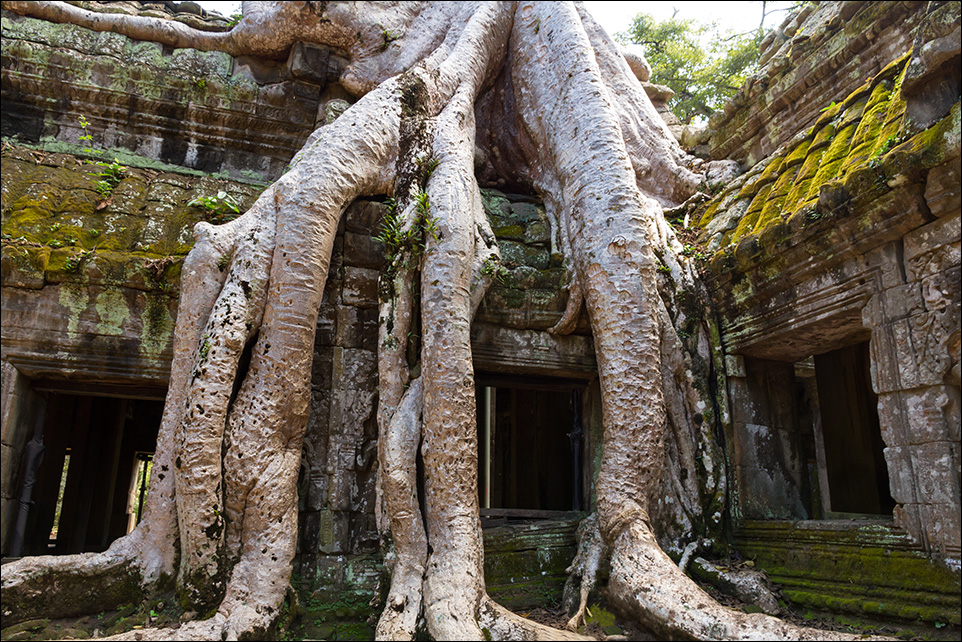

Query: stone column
[
  {"left": 0, "top": 360, "right": 46, "bottom": 555},
  {"left": 726, "top": 354, "right": 811, "bottom": 521},
  {"left": 863, "top": 212, "right": 961, "bottom": 560}
]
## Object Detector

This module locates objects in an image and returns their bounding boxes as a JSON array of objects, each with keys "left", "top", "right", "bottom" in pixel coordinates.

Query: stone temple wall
[
  {"left": 1, "top": 0, "right": 960, "bottom": 635},
  {"left": 678, "top": 0, "right": 961, "bottom": 628},
  {"left": 705, "top": 1, "right": 927, "bottom": 166}
]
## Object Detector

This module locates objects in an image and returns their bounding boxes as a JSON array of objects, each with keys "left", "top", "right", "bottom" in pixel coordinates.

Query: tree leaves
[{"left": 619, "top": 13, "right": 763, "bottom": 124}]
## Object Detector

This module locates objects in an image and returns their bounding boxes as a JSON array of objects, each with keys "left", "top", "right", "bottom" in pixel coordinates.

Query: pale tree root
[
  {"left": 375, "top": 378, "right": 427, "bottom": 641},
  {"left": 479, "top": 599, "right": 594, "bottom": 641},
  {"left": 688, "top": 558, "right": 781, "bottom": 617},
  {"left": 0, "top": 210, "right": 266, "bottom": 627},
  {"left": 0, "top": 549, "right": 143, "bottom": 625},
  {"left": 606, "top": 519, "right": 892, "bottom": 641},
  {"left": 562, "top": 515, "right": 607, "bottom": 632}
]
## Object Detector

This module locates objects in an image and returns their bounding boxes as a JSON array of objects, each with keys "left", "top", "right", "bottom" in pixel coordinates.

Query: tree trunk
[{"left": 1, "top": 2, "right": 889, "bottom": 640}]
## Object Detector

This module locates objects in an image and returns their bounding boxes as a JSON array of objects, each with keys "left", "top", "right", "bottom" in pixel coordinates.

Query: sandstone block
[
  {"left": 725, "top": 354, "right": 747, "bottom": 378},
  {"left": 343, "top": 200, "right": 389, "bottom": 235},
  {"left": 341, "top": 266, "right": 379, "bottom": 308},
  {"left": 331, "top": 347, "right": 376, "bottom": 387},
  {"left": 909, "top": 441, "right": 958, "bottom": 505},
  {"left": 878, "top": 282, "right": 925, "bottom": 321},
  {"left": 343, "top": 231, "right": 385, "bottom": 270},
  {"left": 919, "top": 503, "right": 962, "bottom": 556},
  {"left": 335, "top": 305, "right": 378, "bottom": 351},
  {"left": 882, "top": 446, "right": 916, "bottom": 504},
  {"left": 924, "top": 159, "right": 962, "bottom": 218},
  {"left": 903, "top": 215, "right": 961, "bottom": 281},
  {"left": 892, "top": 316, "right": 949, "bottom": 389},
  {"left": 902, "top": 386, "right": 954, "bottom": 445},
  {"left": 868, "top": 326, "right": 901, "bottom": 394},
  {"left": 875, "top": 392, "right": 907, "bottom": 446}
]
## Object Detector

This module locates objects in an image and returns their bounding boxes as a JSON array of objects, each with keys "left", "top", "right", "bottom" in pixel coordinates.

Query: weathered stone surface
[
  {"left": 343, "top": 199, "right": 389, "bottom": 235},
  {"left": 734, "top": 519, "right": 961, "bottom": 625},
  {"left": 470, "top": 323, "right": 596, "bottom": 378},
  {"left": 901, "top": 1, "right": 962, "bottom": 134},
  {"left": 334, "top": 305, "right": 378, "bottom": 351},
  {"left": 925, "top": 159, "right": 962, "bottom": 217},
  {"left": 708, "top": 2, "right": 926, "bottom": 166},
  {"left": 342, "top": 231, "right": 384, "bottom": 270},
  {"left": 483, "top": 518, "right": 580, "bottom": 610},
  {"left": 340, "top": 266, "right": 379, "bottom": 308},
  {"left": 699, "top": 13, "right": 961, "bottom": 565},
  {"left": 1, "top": 11, "right": 342, "bottom": 182}
]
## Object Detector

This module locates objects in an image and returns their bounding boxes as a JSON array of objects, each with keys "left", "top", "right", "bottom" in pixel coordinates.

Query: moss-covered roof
[{"left": 694, "top": 51, "right": 960, "bottom": 276}]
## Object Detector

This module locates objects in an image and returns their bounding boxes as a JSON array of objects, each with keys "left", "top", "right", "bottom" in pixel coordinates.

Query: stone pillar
[
  {"left": 298, "top": 200, "right": 384, "bottom": 575},
  {"left": 727, "top": 354, "right": 812, "bottom": 521},
  {"left": 863, "top": 212, "right": 961, "bottom": 560},
  {"left": 0, "top": 360, "right": 46, "bottom": 555}
]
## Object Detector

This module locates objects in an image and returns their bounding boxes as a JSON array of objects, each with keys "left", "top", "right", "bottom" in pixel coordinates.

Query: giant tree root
[{"left": 2, "top": 3, "right": 896, "bottom": 641}]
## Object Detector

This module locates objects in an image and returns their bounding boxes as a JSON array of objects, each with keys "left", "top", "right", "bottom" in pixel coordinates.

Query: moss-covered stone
[
  {"left": 697, "top": 49, "right": 961, "bottom": 288},
  {"left": 1, "top": 144, "right": 262, "bottom": 293},
  {"left": 735, "top": 521, "right": 961, "bottom": 630}
]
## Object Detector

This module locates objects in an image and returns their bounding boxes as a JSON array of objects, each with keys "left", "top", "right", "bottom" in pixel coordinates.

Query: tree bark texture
[{"left": 1, "top": 2, "right": 888, "bottom": 640}]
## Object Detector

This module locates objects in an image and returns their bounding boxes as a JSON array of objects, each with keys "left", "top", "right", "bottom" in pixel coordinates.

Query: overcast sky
[{"left": 196, "top": 2, "right": 796, "bottom": 41}]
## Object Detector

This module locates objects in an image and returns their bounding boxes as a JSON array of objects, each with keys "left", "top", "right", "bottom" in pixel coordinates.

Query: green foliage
[
  {"left": 380, "top": 28, "right": 400, "bottom": 51},
  {"left": 869, "top": 133, "right": 902, "bottom": 167},
  {"left": 64, "top": 249, "right": 93, "bottom": 272},
  {"left": 92, "top": 158, "right": 126, "bottom": 197},
  {"left": 375, "top": 192, "right": 438, "bottom": 265},
  {"left": 681, "top": 243, "right": 708, "bottom": 261},
  {"left": 199, "top": 335, "right": 212, "bottom": 361},
  {"left": 189, "top": 190, "right": 241, "bottom": 222},
  {"left": 227, "top": 12, "right": 243, "bottom": 27},
  {"left": 619, "top": 14, "right": 763, "bottom": 124},
  {"left": 78, "top": 114, "right": 101, "bottom": 156},
  {"left": 78, "top": 116, "right": 127, "bottom": 197},
  {"left": 420, "top": 156, "right": 440, "bottom": 176},
  {"left": 480, "top": 256, "right": 509, "bottom": 284},
  {"left": 217, "top": 252, "right": 231, "bottom": 272}
]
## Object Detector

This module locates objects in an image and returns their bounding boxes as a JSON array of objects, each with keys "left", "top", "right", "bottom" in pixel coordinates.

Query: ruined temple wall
[
  {"left": 1, "top": 4, "right": 348, "bottom": 183},
  {"left": 694, "top": 0, "right": 960, "bottom": 590},
  {"left": 707, "top": 1, "right": 928, "bottom": 167}
]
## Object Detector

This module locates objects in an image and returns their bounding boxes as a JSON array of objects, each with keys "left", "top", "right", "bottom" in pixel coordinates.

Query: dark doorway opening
[
  {"left": 812, "top": 342, "right": 895, "bottom": 517},
  {"left": 16, "top": 385, "right": 164, "bottom": 556},
  {"left": 476, "top": 376, "right": 585, "bottom": 518}
]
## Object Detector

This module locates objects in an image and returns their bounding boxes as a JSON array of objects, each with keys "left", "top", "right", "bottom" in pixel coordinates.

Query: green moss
[
  {"left": 839, "top": 79, "right": 895, "bottom": 175},
  {"left": 783, "top": 170, "right": 822, "bottom": 215},
  {"left": 755, "top": 163, "right": 801, "bottom": 233},
  {"left": 696, "top": 196, "right": 725, "bottom": 228},
  {"left": 783, "top": 137, "right": 812, "bottom": 168},
  {"left": 480, "top": 187, "right": 511, "bottom": 220},
  {"left": 736, "top": 522, "right": 961, "bottom": 629},
  {"left": 801, "top": 121, "right": 857, "bottom": 202},
  {"left": 878, "top": 101, "right": 960, "bottom": 178},
  {"left": 730, "top": 183, "right": 774, "bottom": 244},
  {"left": 2, "top": 144, "right": 260, "bottom": 295},
  {"left": 493, "top": 224, "right": 525, "bottom": 239}
]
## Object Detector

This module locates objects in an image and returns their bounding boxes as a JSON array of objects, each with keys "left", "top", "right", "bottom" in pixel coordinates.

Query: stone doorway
[
  {"left": 811, "top": 342, "right": 895, "bottom": 517},
  {"left": 10, "top": 385, "right": 163, "bottom": 556},
  {"left": 476, "top": 376, "right": 586, "bottom": 517},
  {"left": 731, "top": 339, "right": 894, "bottom": 521}
]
